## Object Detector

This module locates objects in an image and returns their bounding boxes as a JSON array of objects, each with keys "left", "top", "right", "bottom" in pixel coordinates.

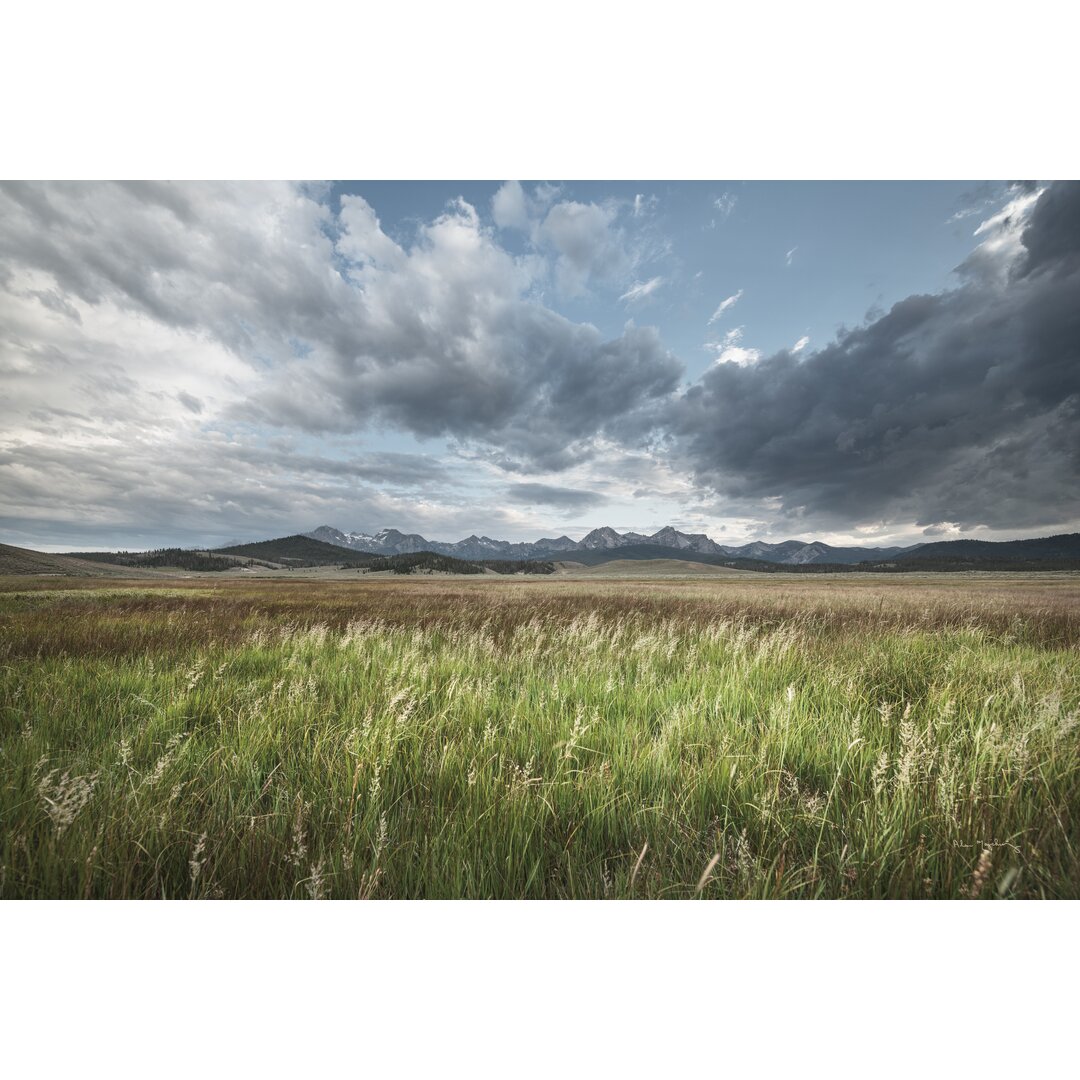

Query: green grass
[{"left": 1, "top": 577, "right": 1077, "bottom": 898}]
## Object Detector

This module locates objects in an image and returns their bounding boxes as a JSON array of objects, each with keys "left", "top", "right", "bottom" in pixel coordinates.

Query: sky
[{"left": 1, "top": 179, "right": 1077, "bottom": 552}]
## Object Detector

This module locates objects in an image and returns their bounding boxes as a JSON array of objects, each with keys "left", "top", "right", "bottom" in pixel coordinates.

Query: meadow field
[{"left": 1, "top": 573, "right": 1077, "bottom": 899}]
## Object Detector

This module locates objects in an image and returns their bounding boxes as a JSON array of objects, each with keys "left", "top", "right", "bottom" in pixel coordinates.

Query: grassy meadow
[{"left": 1, "top": 573, "right": 1078, "bottom": 899}]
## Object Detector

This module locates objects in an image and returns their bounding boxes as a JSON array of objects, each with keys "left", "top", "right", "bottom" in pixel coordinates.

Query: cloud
[
  {"left": 708, "top": 289, "right": 743, "bottom": 323},
  {"left": 0, "top": 397, "right": 563, "bottom": 550},
  {"left": 539, "top": 199, "right": 632, "bottom": 297},
  {"left": 504, "top": 483, "right": 607, "bottom": 511},
  {"left": 270, "top": 450, "right": 455, "bottom": 489},
  {"left": 959, "top": 187, "right": 1043, "bottom": 285},
  {"left": 0, "top": 428, "right": 477, "bottom": 551},
  {"left": 713, "top": 347, "right": 761, "bottom": 368},
  {"left": 491, "top": 180, "right": 561, "bottom": 234},
  {"left": 1014, "top": 181, "right": 1080, "bottom": 277},
  {"left": 619, "top": 276, "right": 665, "bottom": 305},
  {"left": 494, "top": 182, "right": 656, "bottom": 301},
  {"left": 709, "top": 192, "right": 737, "bottom": 227},
  {"left": 667, "top": 182, "right": 1080, "bottom": 531},
  {"left": 0, "top": 181, "right": 682, "bottom": 546},
  {"left": 785, "top": 247, "right": 797, "bottom": 266},
  {"left": 705, "top": 326, "right": 762, "bottom": 368},
  {"left": 4, "top": 179, "right": 1077, "bottom": 547},
  {"left": 945, "top": 182, "right": 1014, "bottom": 225},
  {"left": 633, "top": 193, "right": 658, "bottom": 218},
  {"left": 337, "top": 195, "right": 408, "bottom": 270},
  {"left": 709, "top": 345, "right": 761, "bottom": 370},
  {"left": 491, "top": 180, "right": 531, "bottom": 231},
  {"left": 791, "top": 335, "right": 809, "bottom": 353}
]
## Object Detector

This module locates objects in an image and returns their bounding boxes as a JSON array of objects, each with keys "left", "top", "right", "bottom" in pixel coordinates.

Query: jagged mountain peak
[
  {"left": 579, "top": 526, "right": 625, "bottom": 549},
  {"left": 305, "top": 524, "right": 920, "bottom": 565}
]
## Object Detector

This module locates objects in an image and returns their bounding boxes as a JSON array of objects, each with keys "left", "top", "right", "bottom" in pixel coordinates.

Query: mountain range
[
  {"left": 306, "top": 524, "right": 918, "bottom": 565},
  {"left": 17, "top": 527, "right": 1075, "bottom": 578}
]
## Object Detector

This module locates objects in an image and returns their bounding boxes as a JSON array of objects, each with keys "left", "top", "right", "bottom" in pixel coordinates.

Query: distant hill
[
  {"left": 898, "top": 533, "right": 1080, "bottom": 563},
  {"left": 68, "top": 548, "right": 247, "bottom": 572},
  {"left": 213, "top": 535, "right": 356, "bottom": 566},
  {"left": 549, "top": 541, "right": 1080, "bottom": 574},
  {"left": 213, "top": 537, "right": 557, "bottom": 575},
  {"left": 0, "top": 543, "right": 142, "bottom": 577}
]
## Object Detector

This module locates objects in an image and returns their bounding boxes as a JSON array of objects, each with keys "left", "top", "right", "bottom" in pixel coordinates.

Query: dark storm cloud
[
  {"left": 268, "top": 315, "right": 681, "bottom": 474},
  {"left": 1016, "top": 180, "right": 1080, "bottom": 277},
  {"left": 504, "top": 483, "right": 608, "bottom": 510},
  {"left": 666, "top": 182, "right": 1080, "bottom": 530}
]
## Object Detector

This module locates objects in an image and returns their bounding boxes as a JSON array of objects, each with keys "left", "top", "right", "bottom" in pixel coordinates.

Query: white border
[
  {"left": 3, "top": 1, "right": 1077, "bottom": 179},
  {"left": 2, "top": 900, "right": 1076, "bottom": 1075}
]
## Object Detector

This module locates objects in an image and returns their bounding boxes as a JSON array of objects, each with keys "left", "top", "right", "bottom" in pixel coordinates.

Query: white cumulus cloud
[{"left": 705, "top": 325, "right": 761, "bottom": 367}]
